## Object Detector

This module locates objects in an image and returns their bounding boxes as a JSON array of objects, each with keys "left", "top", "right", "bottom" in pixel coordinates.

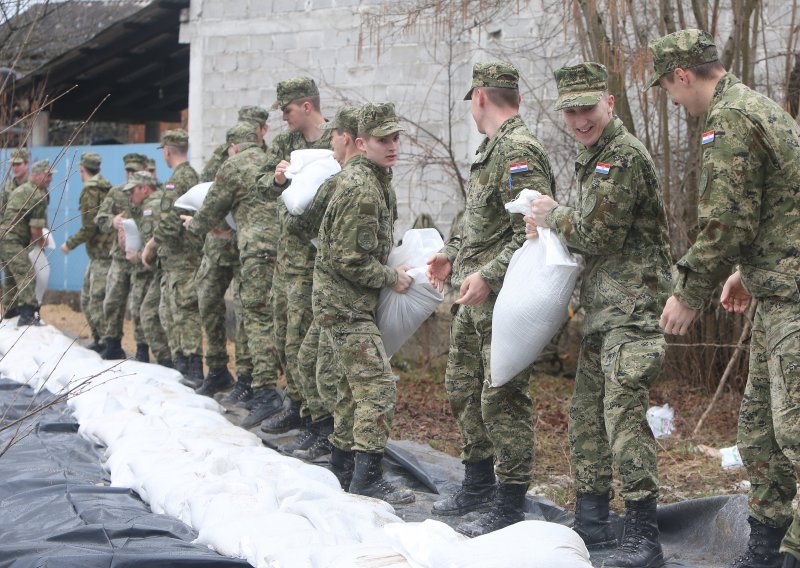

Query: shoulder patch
[
  {"left": 143, "top": 209, "right": 153, "bottom": 217},
  {"left": 509, "top": 161, "right": 528, "bottom": 174},
  {"left": 701, "top": 130, "right": 715, "bottom": 145},
  {"left": 165, "top": 183, "right": 176, "bottom": 190},
  {"left": 359, "top": 202, "right": 377, "bottom": 216},
  {"left": 595, "top": 162, "right": 611, "bottom": 175}
]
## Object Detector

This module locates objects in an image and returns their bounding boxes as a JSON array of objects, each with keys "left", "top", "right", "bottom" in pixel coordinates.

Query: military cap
[
  {"left": 464, "top": 61, "right": 520, "bottom": 100},
  {"left": 10, "top": 148, "right": 29, "bottom": 164},
  {"left": 123, "top": 153, "right": 147, "bottom": 171},
  {"left": 80, "top": 152, "right": 102, "bottom": 170},
  {"left": 272, "top": 76, "right": 319, "bottom": 110},
  {"left": 145, "top": 157, "right": 156, "bottom": 169},
  {"left": 358, "top": 102, "right": 405, "bottom": 137},
  {"left": 238, "top": 105, "right": 270, "bottom": 126},
  {"left": 31, "top": 159, "right": 56, "bottom": 174},
  {"left": 122, "top": 170, "right": 156, "bottom": 192},
  {"left": 319, "top": 104, "right": 359, "bottom": 137},
  {"left": 646, "top": 29, "right": 718, "bottom": 89},
  {"left": 553, "top": 62, "right": 608, "bottom": 111},
  {"left": 157, "top": 128, "right": 189, "bottom": 149},
  {"left": 226, "top": 122, "right": 260, "bottom": 146}
]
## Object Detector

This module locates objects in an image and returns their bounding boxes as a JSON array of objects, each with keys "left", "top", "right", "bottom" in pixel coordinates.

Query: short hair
[
  {"left": 479, "top": 86, "right": 519, "bottom": 109},
  {"left": 82, "top": 165, "right": 100, "bottom": 175},
  {"left": 291, "top": 95, "right": 321, "bottom": 112}
]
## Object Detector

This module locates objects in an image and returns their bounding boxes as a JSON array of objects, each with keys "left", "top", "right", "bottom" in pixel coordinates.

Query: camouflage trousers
[
  {"left": 285, "top": 272, "right": 314, "bottom": 410},
  {"left": 1, "top": 247, "right": 20, "bottom": 312},
  {"left": 0, "top": 243, "right": 37, "bottom": 308},
  {"left": 736, "top": 298, "right": 800, "bottom": 557},
  {"left": 129, "top": 269, "right": 151, "bottom": 345},
  {"left": 103, "top": 257, "right": 132, "bottom": 340},
  {"left": 271, "top": 264, "right": 289, "bottom": 390},
  {"left": 162, "top": 263, "right": 202, "bottom": 356},
  {"left": 570, "top": 329, "right": 664, "bottom": 502},
  {"left": 239, "top": 255, "right": 279, "bottom": 389},
  {"left": 140, "top": 268, "right": 171, "bottom": 362},
  {"left": 158, "top": 271, "right": 178, "bottom": 357},
  {"left": 446, "top": 300, "right": 534, "bottom": 485},
  {"left": 297, "top": 317, "right": 335, "bottom": 421},
  {"left": 231, "top": 269, "right": 253, "bottom": 378},
  {"left": 80, "top": 258, "right": 110, "bottom": 341},
  {"left": 323, "top": 322, "right": 395, "bottom": 453},
  {"left": 196, "top": 254, "right": 234, "bottom": 370}
]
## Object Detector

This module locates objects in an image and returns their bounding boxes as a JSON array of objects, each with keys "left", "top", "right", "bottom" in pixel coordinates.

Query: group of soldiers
[{"left": 1, "top": 26, "right": 799, "bottom": 568}]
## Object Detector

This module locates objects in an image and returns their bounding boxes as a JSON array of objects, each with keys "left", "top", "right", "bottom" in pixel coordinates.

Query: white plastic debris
[
  {"left": 282, "top": 149, "right": 340, "bottom": 215},
  {"left": 646, "top": 404, "right": 676, "bottom": 439},
  {"left": 720, "top": 445, "right": 744, "bottom": 469}
]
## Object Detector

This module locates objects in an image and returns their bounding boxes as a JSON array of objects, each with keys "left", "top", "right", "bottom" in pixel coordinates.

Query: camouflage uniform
[
  {"left": 650, "top": 30, "right": 800, "bottom": 556},
  {"left": 1, "top": 149, "right": 29, "bottom": 313},
  {"left": 547, "top": 63, "right": 672, "bottom": 503}
]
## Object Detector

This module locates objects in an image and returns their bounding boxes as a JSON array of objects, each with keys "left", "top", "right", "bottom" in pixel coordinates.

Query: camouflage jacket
[
  {"left": 200, "top": 143, "right": 240, "bottom": 267},
  {"left": 0, "top": 181, "right": 48, "bottom": 247},
  {"left": 546, "top": 117, "right": 672, "bottom": 339},
  {"left": 65, "top": 174, "right": 114, "bottom": 260},
  {"left": 285, "top": 173, "right": 339, "bottom": 242},
  {"left": 313, "top": 156, "right": 398, "bottom": 326},
  {"left": 95, "top": 184, "right": 136, "bottom": 261},
  {"left": 200, "top": 142, "right": 228, "bottom": 183},
  {"left": 188, "top": 143, "right": 273, "bottom": 261},
  {"left": 674, "top": 73, "right": 800, "bottom": 307},
  {"left": 443, "top": 114, "right": 555, "bottom": 292},
  {"left": 153, "top": 161, "right": 202, "bottom": 268},
  {"left": 1, "top": 176, "right": 24, "bottom": 220},
  {"left": 129, "top": 190, "right": 163, "bottom": 271}
]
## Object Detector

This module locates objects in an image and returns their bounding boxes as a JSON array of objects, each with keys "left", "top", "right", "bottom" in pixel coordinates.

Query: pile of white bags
[
  {"left": 282, "top": 149, "right": 340, "bottom": 215},
  {"left": 122, "top": 218, "right": 142, "bottom": 251},
  {"left": 376, "top": 228, "right": 444, "bottom": 357},
  {"left": 174, "top": 181, "right": 237, "bottom": 230},
  {"left": 490, "top": 189, "right": 580, "bottom": 387},
  {"left": 27, "top": 230, "right": 54, "bottom": 306}
]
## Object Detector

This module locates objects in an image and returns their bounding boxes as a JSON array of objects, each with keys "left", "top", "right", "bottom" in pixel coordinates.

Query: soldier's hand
[
  {"left": 391, "top": 265, "right": 413, "bottom": 293},
  {"left": 426, "top": 253, "right": 452, "bottom": 292},
  {"left": 721, "top": 270, "right": 751, "bottom": 313},
  {"left": 660, "top": 295, "right": 698, "bottom": 336},
  {"left": 60, "top": 243, "right": 69, "bottom": 254},
  {"left": 275, "top": 160, "right": 291, "bottom": 186},
  {"left": 455, "top": 272, "right": 491, "bottom": 306},
  {"left": 112, "top": 213, "right": 126, "bottom": 230},
  {"left": 180, "top": 214, "right": 193, "bottom": 229},
  {"left": 530, "top": 195, "right": 557, "bottom": 227},
  {"left": 142, "top": 238, "right": 156, "bottom": 269},
  {"left": 117, "top": 228, "right": 126, "bottom": 249},
  {"left": 212, "top": 227, "right": 233, "bottom": 239},
  {"left": 523, "top": 216, "right": 538, "bottom": 239},
  {"left": 125, "top": 249, "right": 138, "bottom": 264}
]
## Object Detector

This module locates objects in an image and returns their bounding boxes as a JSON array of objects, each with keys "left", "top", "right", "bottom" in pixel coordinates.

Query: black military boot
[
  {"left": 348, "top": 451, "right": 415, "bottom": 505},
  {"left": 3, "top": 306, "right": 19, "bottom": 319},
  {"left": 135, "top": 343, "right": 150, "bottom": 363},
  {"left": 604, "top": 498, "right": 664, "bottom": 568},
  {"left": 277, "top": 416, "right": 315, "bottom": 454},
  {"left": 222, "top": 375, "right": 253, "bottom": 405},
  {"left": 86, "top": 337, "right": 105, "bottom": 353},
  {"left": 16, "top": 305, "right": 40, "bottom": 327},
  {"left": 157, "top": 357, "right": 174, "bottom": 368},
  {"left": 328, "top": 446, "right": 355, "bottom": 490},
  {"left": 240, "top": 387, "right": 284, "bottom": 429},
  {"left": 180, "top": 353, "right": 204, "bottom": 389},
  {"left": 260, "top": 398, "right": 303, "bottom": 434},
  {"left": 174, "top": 351, "right": 188, "bottom": 376},
  {"left": 101, "top": 337, "right": 126, "bottom": 360},
  {"left": 196, "top": 366, "right": 235, "bottom": 397},
  {"left": 729, "top": 517, "right": 787, "bottom": 568},
  {"left": 456, "top": 482, "right": 527, "bottom": 537},
  {"left": 293, "top": 417, "right": 334, "bottom": 460},
  {"left": 784, "top": 553, "right": 800, "bottom": 568},
  {"left": 431, "top": 457, "right": 496, "bottom": 516},
  {"left": 573, "top": 491, "right": 617, "bottom": 550}
]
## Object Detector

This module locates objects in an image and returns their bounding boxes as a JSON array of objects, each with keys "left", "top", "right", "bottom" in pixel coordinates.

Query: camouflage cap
[
  {"left": 358, "top": 102, "right": 405, "bottom": 137},
  {"left": 464, "top": 61, "right": 520, "bottom": 100},
  {"left": 80, "top": 152, "right": 102, "bottom": 170},
  {"left": 319, "top": 104, "right": 359, "bottom": 137},
  {"left": 157, "top": 128, "right": 189, "bottom": 149},
  {"left": 10, "top": 148, "right": 29, "bottom": 164},
  {"left": 145, "top": 157, "right": 156, "bottom": 169},
  {"left": 553, "top": 62, "right": 608, "bottom": 111},
  {"left": 122, "top": 170, "right": 156, "bottom": 192},
  {"left": 238, "top": 105, "right": 270, "bottom": 126},
  {"left": 226, "top": 122, "right": 260, "bottom": 146},
  {"left": 647, "top": 28, "right": 718, "bottom": 89},
  {"left": 31, "top": 159, "right": 56, "bottom": 174},
  {"left": 272, "top": 76, "right": 319, "bottom": 110},
  {"left": 123, "top": 152, "right": 148, "bottom": 171}
]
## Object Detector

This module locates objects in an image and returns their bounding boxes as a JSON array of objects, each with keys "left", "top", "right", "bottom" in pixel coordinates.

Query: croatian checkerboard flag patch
[
  {"left": 702, "top": 131, "right": 715, "bottom": 144},
  {"left": 595, "top": 162, "right": 611, "bottom": 175},
  {"left": 509, "top": 162, "right": 528, "bottom": 173}
]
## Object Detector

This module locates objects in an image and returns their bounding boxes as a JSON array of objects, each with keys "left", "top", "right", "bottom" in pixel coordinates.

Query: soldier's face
[
  {"left": 281, "top": 102, "right": 304, "bottom": 132},
  {"left": 31, "top": 171, "right": 51, "bottom": 189},
  {"left": 563, "top": 94, "right": 614, "bottom": 147},
  {"left": 657, "top": 73, "right": 705, "bottom": 117},
  {"left": 11, "top": 162, "right": 28, "bottom": 180},
  {"left": 357, "top": 132, "right": 400, "bottom": 169},
  {"left": 331, "top": 129, "right": 347, "bottom": 164}
]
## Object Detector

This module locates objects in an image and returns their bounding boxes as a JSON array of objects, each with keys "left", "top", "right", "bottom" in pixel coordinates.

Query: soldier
[
  {"left": 314, "top": 102, "right": 413, "bottom": 504},
  {"left": 95, "top": 153, "right": 148, "bottom": 360},
  {"left": 143, "top": 129, "right": 203, "bottom": 386},
  {"left": 527, "top": 62, "right": 672, "bottom": 566},
  {"left": 183, "top": 123, "right": 280, "bottom": 417},
  {"left": 253, "top": 76, "right": 332, "bottom": 438},
  {"left": 426, "top": 61, "right": 555, "bottom": 536},
  {"left": 200, "top": 105, "right": 269, "bottom": 184},
  {"left": 651, "top": 30, "right": 800, "bottom": 568},
  {"left": 273, "top": 104, "right": 361, "bottom": 461},
  {"left": 0, "top": 159, "right": 53, "bottom": 326},
  {"left": 60, "top": 152, "right": 114, "bottom": 352},
  {"left": 1, "top": 148, "right": 30, "bottom": 318}
]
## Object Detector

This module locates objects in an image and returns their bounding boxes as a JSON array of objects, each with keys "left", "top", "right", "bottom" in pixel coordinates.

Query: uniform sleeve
[
  {"left": 285, "top": 175, "right": 336, "bottom": 240},
  {"left": 257, "top": 137, "right": 290, "bottom": 200},
  {"left": 94, "top": 191, "right": 116, "bottom": 234},
  {"left": 200, "top": 144, "right": 227, "bottom": 183},
  {"left": 66, "top": 185, "right": 102, "bottom": 250},
  {"left": 328, "top": 189, "right": 396, "bottom": 289},
  {"left": 673, "top": 109, "right": 764, "bottom": 309},
  {"left": 27, "top": 191, "right": 48, "bottom": 229},
  {"left": 188, "top": 163, "right": 237, "bottom": 237},
  {"left": 479, "top": 146, "right": 555, "bottom": 292}
]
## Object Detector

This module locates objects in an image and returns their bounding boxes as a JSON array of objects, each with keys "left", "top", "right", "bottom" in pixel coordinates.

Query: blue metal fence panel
[{"left": 1, "top": 144, "right": 171, "bottom": 292}]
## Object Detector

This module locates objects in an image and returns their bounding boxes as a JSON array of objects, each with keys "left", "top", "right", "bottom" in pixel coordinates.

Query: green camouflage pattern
[
  {"left": 464, "top": 60, "right": 519, "bottom": 100},
  {"left": 238, "top": 105, "right": 269, "bottom": 126},
  {"left": 196, "top": 254, "right": 234, "bottom": 369},
  {"left": 647, "top": 28, "right": 718, "bottom": 89},
  {"left": 65, "top": 174, "right": 114, "bottom": 259},
  {"left": 319, "top": 105, "right": 359, "bottom": 137},
  {"left": 9, "top": 148, "right": 28, "bottom": 164},
  {"left": 80, "top": 257, "right": 110, "bottom": 340},
  {"left": 0, "top": 181, "right": 48, "bottom": 247},
  {"left": 357, "top": 102, "right": 405, "bottom": 137},
  {"left": 553, "top": 62, "right": 607, "bottom": 111},
  {"left": 284, "top": 271, "right": 314, "bottom": 412},
  {"left": 672, "top": 73, "right": 800, "bottom": 309},
  {"left": 153, "top": 161, "right": 202, "bottom": 267},
  {"left": 129, "top": 270, "right": 152, "bottom": 345},
  {"left": 163, "top": 264, "right": 202, "bottom": 356},
  {"left": 95, "top": 184, "right": 135, "bottom": 261},
  {"left": 272, "top": 76, "right": 319, "bottom": 110},
  {"left": 30, "top": 159, "right": 55, "bottom": 174},
  {"left": 297, "top": 317, "right": 335, "bottom": 421},
  {"left": 140, "top": 266, "right": 171, "bottom": 362},
  {"left": 285, "top": 174, "right": 339, "bottom": 241},
  {"left": 123, "top": 153, "right": 148, "bottom": 171},
  {"left": 102, "top": 257, "right": 132, "bottom": 340},
  {"left": 200, "top": 142, "right": 229, "bottom": 183},
  {"left": 231, "top": 266, "right": 253, "bottom": 377},
  {"left": 80, "top": 152, "right": 101, "bottom": 170},
  {"left": 158, "top": 271, "right": 178, "bottom": 359},
  {"left": 0, "top": 242, "right": 38, "bottom": 307},
  {"left": 1, "top": 175, "right": 24, "bottom": 220},
  {"left": 158, "top": 128, "right": 189, "bottom": 149}
]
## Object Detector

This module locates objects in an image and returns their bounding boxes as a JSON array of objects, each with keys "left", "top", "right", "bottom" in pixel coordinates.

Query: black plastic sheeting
[{"left": 0, "top": 379, "right": 250, "bottom": 568}]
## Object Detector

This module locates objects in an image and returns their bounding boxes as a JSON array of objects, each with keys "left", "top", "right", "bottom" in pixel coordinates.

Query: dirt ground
[{"left": 41, "top": 302, "right": 748, "bottom": 512}]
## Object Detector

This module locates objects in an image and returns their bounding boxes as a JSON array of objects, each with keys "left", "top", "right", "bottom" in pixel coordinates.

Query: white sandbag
[
  {"left": 376, "top": 229, "right": 445, "bottom": 357},
  {"left": 174, "top": 181, "right": 236, "bottom": 230},
  {"left": 491, "top": 189, "right": 580, "bottom": 387},
  {"left": 27, "top": 245, "right": 50, "bottom": 306},
  {"left": 121, "top": 218, "right": 141, "bottom": 251},
  {"left": 282, "top": 149, "right": 340, "bottom": 215}
]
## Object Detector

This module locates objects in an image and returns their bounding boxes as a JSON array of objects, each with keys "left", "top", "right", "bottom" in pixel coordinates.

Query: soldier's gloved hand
[
  {"left": 180, "top": 214, "right": 193, "bottom": 229},
  {"left": 721, "top": 270, "right": 751, "bottom": 313},
  {"left": 455, "top": 272, "right": 491, "bottom": 306},
  {"left": 426, "top": 253, "right": 452, "bottom": 292},
  {"left": 391, "top": 265, "right": 413, "bottom": 294}
]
